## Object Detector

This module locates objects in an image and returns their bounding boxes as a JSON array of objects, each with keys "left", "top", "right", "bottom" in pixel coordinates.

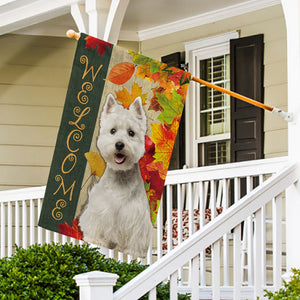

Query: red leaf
[
  {"left": 106, "top": 62, "right": 135, "bottom": 85},
  {"left": 58, "top": 217, "right": 83, "bottom": 240},
  {"left": 85, "top": 36, "right": 112, "bottom": 56}
]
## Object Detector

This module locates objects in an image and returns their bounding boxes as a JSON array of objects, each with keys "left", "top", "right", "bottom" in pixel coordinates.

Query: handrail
[
  {"left": 165, "top": 156, "right": 288, "bottom": 184},
  {"left": 0, "top": 186, "right": 46, "bottom": 202},
  {"left": 114, "top": 162, "right": 298, "bottom": 300}
]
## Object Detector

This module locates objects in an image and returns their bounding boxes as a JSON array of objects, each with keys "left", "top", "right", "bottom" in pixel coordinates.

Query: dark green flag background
[{"left": 38, "top": 33, "right": 113, "bottom": 232}]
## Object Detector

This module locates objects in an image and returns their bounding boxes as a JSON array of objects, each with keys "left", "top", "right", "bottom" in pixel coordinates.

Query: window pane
[
  {"left": 199, "top": 54, "right": 230, "bottom": 138},
  {"left": 198, "top": 140, "right": 230, "bottom": 167}
]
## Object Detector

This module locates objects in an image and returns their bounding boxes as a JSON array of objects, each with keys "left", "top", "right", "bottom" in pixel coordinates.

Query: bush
[
  {"left": 264, "top": 268, "right": 300, "bottom": 299},
  {"left": 0, "top": 243, "right": 190, "bottom": 300}
]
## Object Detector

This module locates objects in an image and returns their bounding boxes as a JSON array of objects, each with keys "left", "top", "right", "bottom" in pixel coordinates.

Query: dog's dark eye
[
  {"left": 128, "top": 130, "right": 135, "bottom": 137},
  {"left": 110, "top": 128, "right": 116, "bottom": 134}
]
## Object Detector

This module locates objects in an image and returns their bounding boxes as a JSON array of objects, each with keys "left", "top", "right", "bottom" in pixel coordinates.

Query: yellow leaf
[
  {"left": 116, "top": 83, "right": 147, "bottom": 109},
  {"left": 85, "top": 152, "right": 106, "bottom": 178}
]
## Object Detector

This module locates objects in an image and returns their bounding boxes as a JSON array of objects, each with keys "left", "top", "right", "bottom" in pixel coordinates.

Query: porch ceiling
[{"left": 0, "top": 0, "right": 281, "bottom": 41}]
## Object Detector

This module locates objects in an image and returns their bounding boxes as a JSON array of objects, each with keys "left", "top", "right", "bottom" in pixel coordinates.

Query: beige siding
[
  {"left": 140, "top": 4, "right": 288, "bottom": 159},
  {"left": 0, "top": 34, "right": 76, "bottom": 190}
]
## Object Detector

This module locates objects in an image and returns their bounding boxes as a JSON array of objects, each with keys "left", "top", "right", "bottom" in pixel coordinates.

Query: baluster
[
  {"left": 177, "top": 184, "right": 183, "bottom": 285},
  {"left": 259, "top": 174, "right": 266, "bottom": 286},
  {"left": 7, "top": 201, "right": 12, "bottom": 257},
  {"left": 108, "top": 249, "right": 114, "bottom": 259},
  {"left": 127, "top": 254, "right": 132, "bottom": 263},
  {"left": 233, "top": 177, "right": 241, "bottom": 300},
  {"left": 45, "top": 229, "right": 51, "bottom": 244},
  {"left": 62, "top": 234, "right": 68, "bottom": 244},
  {"left": 166, "top": 184, "right": 173, "bottom": 252},
  {"left": 212, "top": 240, "right": 221, "bottom": 300},
  {"left": 187, "top": 182, "right": 193, "bottom": 234},
  {"left": 37, "top": 199, "right": 43, "bottom": 244},
  {"left": 246, "top": 176, "right": 254, "bottom": 285},
  {"left": 156, "top": 198, "right": 163, "bottom": 259},
  {"left": 148, "top": 287, "right": 156, "bottom": 300},
  {"left": 30, "top": 199, "right": 35, "bottom": 245},
  {"left": 199, "top": 181, "right": 206, "bottom": 286},
  {"left": 233, "top": 224, "right": 242, "bottom": 300},
  {"left": 118, "top": 252, "right": 124, "bottom": 262},
  {"left": 147, "top": 239, "right": 152, "bottom": 265},
  {"left": 53, "top": 232, "right": 59, "bottom": 243},
  {"left": 191, "top": 255, "right": 199, "bottom": 300},
  {"left": 187, "top": 182, "right": 193, "bottom": 285},
  {"left": 1, "top": 201, "right": 5, "bottom": 258},
  {"left": 15, "top": 200, "right": 20, "bottom": 248},
  {"left": 22, "top": 200, "right": 27, "bottom": 248},
  {"left": 210, "top": 180, "right": 216, "bottom": 219},
  {"left": 273, "top": 194, "right": 283, "bottom": 290},
  {"left": 222, "top": 179, "right": 229, "bottom": 286},
  {"left": 170, "top": 270, "right": 178, "bottom": 300},
  {"left": 254, "top": 208, "right": 263, "bottom": 299}
]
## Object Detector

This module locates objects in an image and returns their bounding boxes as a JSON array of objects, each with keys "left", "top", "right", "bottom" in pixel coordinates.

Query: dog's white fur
[{"left": 79, "top": 94, "right": 152, "bottom": 257}]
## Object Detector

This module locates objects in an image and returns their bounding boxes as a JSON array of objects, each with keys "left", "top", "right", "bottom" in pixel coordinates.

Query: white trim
[
  {"left": 138, "top": 0, "right": 280, "bottom": 41},
  {"left": 185, "top": 31, "right": 239, "bottom": 55},
  {"left": 185, "top": 31, "right": 238, "bottom": 167},
  {"left": 197, "top": 133, "right": 230, "bottom": 144},
  {"left": 0, "top": 0, "right": 81, "bottom": 36}
]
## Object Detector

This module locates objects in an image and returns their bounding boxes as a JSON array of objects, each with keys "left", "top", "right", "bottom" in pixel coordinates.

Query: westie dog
[{"left": 79, "top": 94, "right": 152, "bottom": 257}]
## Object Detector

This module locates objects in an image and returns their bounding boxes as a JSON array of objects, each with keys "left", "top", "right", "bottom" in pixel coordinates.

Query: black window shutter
[
  {"left": 230, "top": 34, "right": 264, "bottom": 162},
  {"left": 161, "top": 52, "right": 185, "bottom": 169}
]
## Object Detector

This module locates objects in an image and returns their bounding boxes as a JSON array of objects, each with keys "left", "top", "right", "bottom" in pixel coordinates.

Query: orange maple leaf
[
  {"left": 85, "top": 151, "right": 106, "bottom": 178},
  {"left": 116, "top": 83, "right": 147, "bottom": 109},
  {"left": 106, "top": 62, "right": 135, "bottom": 85},
  {"left": 150, "top": 119, "right": 179, "bottom": 169}
]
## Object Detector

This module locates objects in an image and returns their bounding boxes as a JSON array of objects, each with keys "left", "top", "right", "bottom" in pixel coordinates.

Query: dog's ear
[
  {"left": 103, "top": 94, "right": 117, "bottom": 113},
  {"left": 130, "top": 97, "right": 146, "bottom": 122}
]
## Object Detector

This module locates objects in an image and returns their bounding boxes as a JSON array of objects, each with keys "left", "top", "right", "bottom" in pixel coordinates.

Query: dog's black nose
[{"left": 115, "top": 141, "right": 124, "bottom": 151}]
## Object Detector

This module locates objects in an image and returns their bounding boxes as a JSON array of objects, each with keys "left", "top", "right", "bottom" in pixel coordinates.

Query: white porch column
[
  {"left": 281, "top": 0, "right": 300, "bottom": 271},
  {"left": 74, "top": 271, "right": 119, "bottom": 300},
  {"left": 81, "top": 0, "right": 129, "bottom": 44}
]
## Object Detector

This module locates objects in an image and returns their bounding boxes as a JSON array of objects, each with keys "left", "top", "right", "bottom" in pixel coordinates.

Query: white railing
[
  {"left": 0, "top": 156, "right": 293, "bottom": 299},
  {"left": 112, "top": 160, "right": 297, "bottom": 300}
]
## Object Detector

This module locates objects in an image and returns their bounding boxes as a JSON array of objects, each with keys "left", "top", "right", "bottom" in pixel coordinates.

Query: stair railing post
[{"left": 74, "top": 271, "right": 119, "bottom": 300}]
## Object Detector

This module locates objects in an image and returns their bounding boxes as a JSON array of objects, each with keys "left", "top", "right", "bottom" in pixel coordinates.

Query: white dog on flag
[{"left": 79, "top": 94, "right": 152, "bottom": 257}]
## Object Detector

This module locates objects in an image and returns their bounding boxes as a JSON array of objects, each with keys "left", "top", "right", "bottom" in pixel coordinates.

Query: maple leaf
[
  {"left": 150, "top": 120, "right": 179, "bottom": 169},
  {"left": 129, "top": 51, "right": 153, "bottom": 65},
  {"left": 156, "top": 91, "right": 184, "bottom": 124},
  {"left": 139, "top": 136, "right": 155, "bottom": 181},
  {"left": 135, "top": 63, "right": 151, "bottom": 81},
  {"left": 180, "top": 71, "right": 192, "bottom": 85},
  {"left": 85, "top": 151, "right": 106, "bottom": 178},
  {"left": 146, "top": 160, "right": 167, "bottom": 180},
  {"left": 106, "top": 62, "right": 135, "bottom": 85},
  {"left": 58, "top": 217, "right": 83, "bottom": 240},
  {"left": 168, "top": 69, "right": 184, "bottom": 86},
  {"left": 115, "top": 83, "right": 147, "bottom": 109},
  {"left": 85, "top": 36, "right": 112, "bottom": 56}
]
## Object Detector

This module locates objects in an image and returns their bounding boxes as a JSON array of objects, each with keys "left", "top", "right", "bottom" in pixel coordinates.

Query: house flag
[{"left": 38, "top": 33, "right": 191, "bottom": 257}]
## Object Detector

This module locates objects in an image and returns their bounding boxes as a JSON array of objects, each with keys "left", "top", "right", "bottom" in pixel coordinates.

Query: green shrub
[
  {"left": 0, "top": 243, "right": 190, "bottom": 300},
  {"left": 264, "top": 268, "right": 300, "bottom": 299}
]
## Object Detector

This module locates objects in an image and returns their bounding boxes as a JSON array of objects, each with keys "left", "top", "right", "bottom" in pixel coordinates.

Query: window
[
  {"left": 198, "top": 54, "right": 231, "bottom": 166},
  {"left": 185, "top": 31, "right": 239, "bottom": 167}
]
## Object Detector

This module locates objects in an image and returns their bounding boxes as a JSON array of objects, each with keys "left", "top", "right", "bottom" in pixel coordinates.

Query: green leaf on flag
[{"left": 157, "top": 91, "right": 184, "bottom": 124}]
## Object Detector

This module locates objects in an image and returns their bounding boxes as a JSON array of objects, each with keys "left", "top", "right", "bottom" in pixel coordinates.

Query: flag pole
[
  {"left": 66, "top": 29, "right": 293, "bottom": 122},
  {"left": 191, "top": 76, "right": 293, "bottom": 122}
]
